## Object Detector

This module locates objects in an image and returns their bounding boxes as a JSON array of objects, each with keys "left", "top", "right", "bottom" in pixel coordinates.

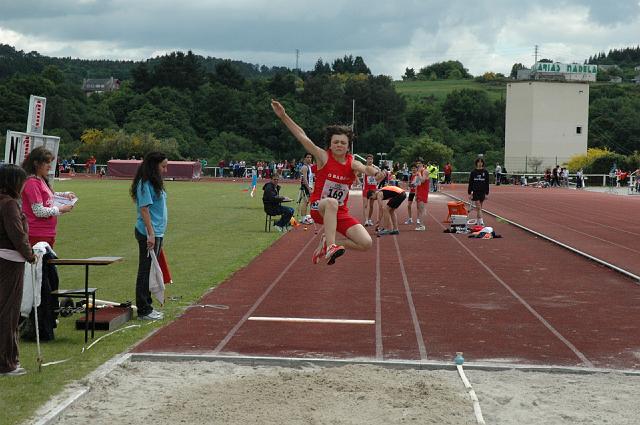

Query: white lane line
[
  {"left": 248, "top": 317, "right": 375, "bottom": 324},
  {"left": 441, "top": 192, "right": 640, "bottom": 284},
  {"left": 428, "top": 211, "right": 594, "bottom": 368},
  {"left": 392, "top": 236, "right": 428, "bottom": 361},
  {"left": 375, "top": 238, "right": 383, "bottom": 360},
  {"left": 213, "top": 232, "right": 319, "bottom": 354}
]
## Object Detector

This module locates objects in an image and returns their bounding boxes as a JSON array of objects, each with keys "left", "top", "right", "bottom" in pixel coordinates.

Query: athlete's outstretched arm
[{"left": 271, "top": 99, "right": 327, "bottom": 166}]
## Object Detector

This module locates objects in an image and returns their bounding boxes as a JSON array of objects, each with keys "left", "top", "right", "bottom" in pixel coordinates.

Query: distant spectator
[
  {"left": 551, "top": 166, "right": 560, "bottom": 187},
  {"left": 576, "top": 168, "right": 584, "bottom": 189},
  {"left": 468, "top": 158, "right": 490, "bottom": 226},
  {"left": 494, "top": 163, "right": 502, "bottom": 186},
  {"left": 444, "top": 162, "right": 452, "bottom": 184}
]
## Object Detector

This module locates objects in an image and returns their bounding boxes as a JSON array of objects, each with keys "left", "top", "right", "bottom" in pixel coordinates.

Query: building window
[{"left": 576, "top": 126, "right": 582, "bottom": 134}]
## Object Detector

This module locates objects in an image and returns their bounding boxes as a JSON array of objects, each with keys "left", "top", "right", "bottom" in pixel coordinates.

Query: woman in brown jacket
[{"left": 0, "top": 164, "right": 35, "bottom": 376}]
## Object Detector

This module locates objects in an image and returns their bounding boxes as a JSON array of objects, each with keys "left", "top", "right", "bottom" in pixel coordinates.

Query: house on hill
[{"left": 81, "top": 77, "right": 120, "bottom": 96}]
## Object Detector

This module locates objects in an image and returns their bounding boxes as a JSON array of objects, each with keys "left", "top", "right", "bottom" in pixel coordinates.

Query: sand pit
[{"left": 51, "top": 360, "right": 640, "bottom": 425}]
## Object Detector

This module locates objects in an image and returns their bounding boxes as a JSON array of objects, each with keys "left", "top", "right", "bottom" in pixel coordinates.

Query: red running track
[
  {"left": 134, "top": 191, "right": 640, "bottom": 370},
  {"left": 442, "top": 184, "right": 640, "bottom": 278}
]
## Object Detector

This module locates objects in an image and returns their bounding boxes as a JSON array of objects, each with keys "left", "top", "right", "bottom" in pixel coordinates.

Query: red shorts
[
  {"left": 311, "top": 208, "right": 361, "bottom": 236},
  {"left": 416, "top": 187, "right": 429, "bottom": 203}
]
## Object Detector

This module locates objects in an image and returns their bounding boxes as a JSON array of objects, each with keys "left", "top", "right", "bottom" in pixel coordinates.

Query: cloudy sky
[{"left": 1, "top": 0, "right": 639, "bottom": 78}]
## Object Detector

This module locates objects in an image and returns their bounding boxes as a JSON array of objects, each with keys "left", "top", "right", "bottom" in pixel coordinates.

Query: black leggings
[{"left": 135, "top": 228, "right": 163, "bottom": 316}]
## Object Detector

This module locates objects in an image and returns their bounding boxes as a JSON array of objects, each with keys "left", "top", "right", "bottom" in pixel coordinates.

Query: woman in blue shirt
[{"left": 130, "top": 152, "right": 168, "bottom": 320}]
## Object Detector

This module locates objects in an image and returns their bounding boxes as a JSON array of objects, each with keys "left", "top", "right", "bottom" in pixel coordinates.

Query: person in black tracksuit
[
  {"left": 262, "top": 173, "right": 294, "bottom": 231},
  {"left": 468, "top": 158, "right": 490, "bottom": 226}
]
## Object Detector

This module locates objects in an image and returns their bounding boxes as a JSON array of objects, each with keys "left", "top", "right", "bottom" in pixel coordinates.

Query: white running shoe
[
  {"left": 417, "top": 219, "right": 421, "bottom": 225},
  {"left": 139, "top": 310, "right": 164, "bottom": 320},
  {"left": 415, "top": 225, "right": 426, "bottom": 231},
  {"left": 404, "top": 218, "right": 413, "bottom": 225},
  {"left": 0, "top": 367, "right": 27, "bottom": 376}
]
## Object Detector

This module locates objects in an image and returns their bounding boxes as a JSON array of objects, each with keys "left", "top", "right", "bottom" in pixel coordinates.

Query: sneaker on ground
[
  {"left": 274, "top": 224, "right": 285, "bottom": 232},
  {"left": 325, "top": 244, "right": 345, "bottom": 265},
  {"left": 404, "top": 218, "right": 413, "bottom": 225},
  {"left": 139, "top": 310, "right": 163, "bottom": 320},
  {"left": 415, "top": 225, "right": 426, "bottom": 231},
  {"left": 389, "top": 229, "right": 400, "bottom": 235},
  {"left": 417, "top": 219, "right": 421, "bottom": 224},
  {"left": 312, "top": 234, "right": 327, "bottom": 264},
  {"left": 0, "top": 367, "right": 26, "bottom": 376},
  {"left": 377, "top": 229, "right": 391, "bottom": 237}
]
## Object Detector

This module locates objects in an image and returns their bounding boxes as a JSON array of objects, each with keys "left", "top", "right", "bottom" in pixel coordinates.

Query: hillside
[{"left": 393, "top": 79, "right": 506, "bottom": 102}]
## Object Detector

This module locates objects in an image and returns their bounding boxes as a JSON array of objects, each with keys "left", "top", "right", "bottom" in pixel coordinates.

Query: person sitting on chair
[{"left": 262, "top": 172, "right": 293, "bottom": 232}]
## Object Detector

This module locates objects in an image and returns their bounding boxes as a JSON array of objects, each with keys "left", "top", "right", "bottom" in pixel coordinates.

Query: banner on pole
[
  {"left": 26, "top": 95, "right": 47, "bottom": 135},
  {"left": 4, "top": 131, "right": 60, "bottom": 180}
]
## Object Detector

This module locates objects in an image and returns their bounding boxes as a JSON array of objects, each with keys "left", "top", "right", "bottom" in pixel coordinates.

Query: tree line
[{"left": 0, "top": 45, "right": 638, "bottom": 173}]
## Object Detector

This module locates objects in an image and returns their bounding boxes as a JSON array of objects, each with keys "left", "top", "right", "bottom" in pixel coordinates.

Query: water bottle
[{"left": 454, "top": 352, "right": 464, "bottom": 365}]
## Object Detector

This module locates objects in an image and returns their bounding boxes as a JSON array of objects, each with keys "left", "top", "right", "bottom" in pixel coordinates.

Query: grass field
[
  {"left": 393, "top": 79, "right": 506, "bottom": 102},
  {"left": 0, "top": 178, "right": 300, "bottom": 425}
]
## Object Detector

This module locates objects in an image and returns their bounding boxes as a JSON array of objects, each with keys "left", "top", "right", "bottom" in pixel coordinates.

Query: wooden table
[{"left": 49, "top": 257, "right": 124, "bottom": 343}]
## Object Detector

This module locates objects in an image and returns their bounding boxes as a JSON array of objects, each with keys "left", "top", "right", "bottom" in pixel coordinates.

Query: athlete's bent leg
[
  {"left": 318, "top": 198, "right": 339, "bottom": 246},
  {"left": 342, "top": 224, "right": 373, "bottom": 251}
]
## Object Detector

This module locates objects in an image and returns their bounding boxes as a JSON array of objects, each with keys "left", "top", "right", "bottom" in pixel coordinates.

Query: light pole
[
  {"left": 351, "top": 99, "right": 355, "bottom": 154},
  {"left": 377, "top": 152, "right": 387, "bottom": 167}
]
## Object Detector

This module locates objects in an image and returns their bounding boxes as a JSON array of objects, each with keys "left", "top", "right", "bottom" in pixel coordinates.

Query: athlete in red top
[
  {"left": 404, "top": 164, "right": 418, "bottom": 225},
  {"left": 362, "top": 154, "right": 379, "bottom": 227},
  {"left": 272, "top": 99, "right": 385, "bottom": 265},
  {"left": 414, "top": 159, "right": 430, "bottom": 231}
]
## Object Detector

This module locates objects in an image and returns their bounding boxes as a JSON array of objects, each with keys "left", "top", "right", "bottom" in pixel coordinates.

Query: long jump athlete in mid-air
[{"left": 271, "top": 99, "right": 386, "bottom": 265}]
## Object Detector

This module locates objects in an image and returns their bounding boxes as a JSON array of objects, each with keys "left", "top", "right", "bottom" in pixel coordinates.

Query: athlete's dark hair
[
  {"left": 475, "top": 158, "right": 485, "bottom": 167},
  {"left": 0, "top": 164, "right": 27, "bottom": 199},
  {"left": 130, "top": 151, "right": 167, "bottom": 201},
  {"left": 365, "top": 153, "right": 374, "bottom": 159},
  {"left": 21, "top": 146, "right": 55, "bottom": 189},
  {"left": 324, "top": 125, "right": 353, "bottom": 150}
]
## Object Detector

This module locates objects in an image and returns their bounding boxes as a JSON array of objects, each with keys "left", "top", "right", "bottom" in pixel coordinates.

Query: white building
[{"left": 505, "top": 81, "right": 589, "bottom": 173}]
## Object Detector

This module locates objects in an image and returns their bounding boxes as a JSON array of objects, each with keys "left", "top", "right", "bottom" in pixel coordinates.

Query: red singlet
[
  {"left": 362, "top": 173, "right": 378, "bottom": 194},
  {"left": 310, "top": 151, "right": 359, "bottom": 235},
  {"left": 416, "top": 170, "right": 430, "bottom": 203}
]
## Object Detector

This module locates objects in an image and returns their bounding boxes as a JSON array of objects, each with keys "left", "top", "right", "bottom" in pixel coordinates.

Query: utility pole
[
  {"left": 295, "top": 49, "right": 300, "bottom": 72},
  {"left": 351, "top": 98, "right": 355, "bottom": 153}
]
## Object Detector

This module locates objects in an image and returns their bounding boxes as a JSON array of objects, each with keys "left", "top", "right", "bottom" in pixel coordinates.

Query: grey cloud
[
  {"left": 582, "top": 0, "right": 640, "bottom": 24},
  {"left": 1, "top": 0, "right": 639, "bottom": 77}
]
